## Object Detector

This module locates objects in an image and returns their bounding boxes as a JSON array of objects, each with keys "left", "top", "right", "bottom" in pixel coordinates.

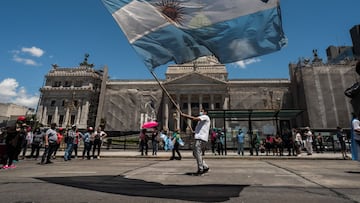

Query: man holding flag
[{"left": 181, "top": 108, "right": 211, "bottom": 176}]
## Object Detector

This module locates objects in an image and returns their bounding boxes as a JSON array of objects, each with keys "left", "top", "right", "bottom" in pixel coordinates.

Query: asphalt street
[{"left": 0, "top": 154, "right": 360, "bottom": 203}]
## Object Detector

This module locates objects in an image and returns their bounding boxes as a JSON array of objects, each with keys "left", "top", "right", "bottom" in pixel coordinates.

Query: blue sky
[{"left": 0, "top": 0, "right": 359, "bottom": 109}]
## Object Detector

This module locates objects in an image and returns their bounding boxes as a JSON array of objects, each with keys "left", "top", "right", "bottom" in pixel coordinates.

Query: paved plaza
[{"left": 0, "top": 150, "right": 360, "bottom": 203}]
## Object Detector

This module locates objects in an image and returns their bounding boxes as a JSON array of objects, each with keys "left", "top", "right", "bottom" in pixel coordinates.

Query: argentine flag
[{"left": 102, "top": 0, "right": 287, "bottom": 69}]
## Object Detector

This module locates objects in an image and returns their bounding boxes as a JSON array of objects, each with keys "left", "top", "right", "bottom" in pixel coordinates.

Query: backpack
[
  {"left": 65, "top": 130, "right": 75, "bottom": 143},
  {"left": 33, "top": 133, "right": 43, "bottom": 144}
]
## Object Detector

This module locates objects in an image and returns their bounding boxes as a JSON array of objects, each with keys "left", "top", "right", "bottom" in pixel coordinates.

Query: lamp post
[{"left": 276, "top": 97, "right": 281, "bottom": 134}]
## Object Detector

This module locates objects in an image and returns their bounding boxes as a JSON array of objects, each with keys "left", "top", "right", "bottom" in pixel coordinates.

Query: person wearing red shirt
[{"left": 52, "top": 127, "right": 64, "bottom": 159}]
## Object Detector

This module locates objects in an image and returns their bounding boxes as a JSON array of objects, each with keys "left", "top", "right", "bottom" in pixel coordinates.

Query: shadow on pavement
[
  {"left": 345, "top": 171, "right": 360, "bottom": 174},
  {"left": 36, "top": 175, "right": 248, "bottom": 202}
]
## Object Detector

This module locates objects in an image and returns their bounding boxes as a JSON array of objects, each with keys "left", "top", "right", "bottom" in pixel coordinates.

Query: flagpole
[
  {"left": 149, "top": 70, "right": 181, "bottom": 113},
  {"left": 149, "top": 70, "right": 193, "bottom": 132}
]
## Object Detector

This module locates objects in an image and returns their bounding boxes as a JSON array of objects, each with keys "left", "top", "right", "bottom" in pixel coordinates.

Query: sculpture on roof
[
  {"left": 80, "top": 53, "right": 94, "bottom": 68},
  {"left": 51, "top": 64, "right": 58, "bottom": 69}
]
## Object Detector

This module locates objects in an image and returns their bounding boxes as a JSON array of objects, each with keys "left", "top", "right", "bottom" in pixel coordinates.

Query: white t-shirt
[
  {"left": 194, "top": 115, "right": 211, "bottom": 142},
  {"left": 352, "top": 118, "right": 360, "bottom": 141},
  {"left": 353, "top": 118, "right": 360, "bottom": 131},
  {"left": 305, "top": 131, "right": 313, "bottom": 142}
]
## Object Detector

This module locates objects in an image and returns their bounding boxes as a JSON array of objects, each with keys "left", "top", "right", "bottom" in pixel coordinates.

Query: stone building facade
[
  {"left": 36, "top": 57, "right": 108, "bottom": 129},
  {"left": 37, "top": 56, "right": 358, "bottom": 134},
  {"left": 0, "top": 103, "right": 33, "bottom": 123},
  {"left": 289, "top": 57, "right": 359, "bottom": 129}
]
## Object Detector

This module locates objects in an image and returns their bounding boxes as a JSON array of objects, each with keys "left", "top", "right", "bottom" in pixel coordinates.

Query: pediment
[{"left": 164, "top": 72, "right": 227, "bottom": 85}]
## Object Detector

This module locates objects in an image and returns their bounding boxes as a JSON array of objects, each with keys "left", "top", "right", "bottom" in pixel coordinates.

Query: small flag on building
[{"left": 101, "top": 0, "right": 287, "bottom": 69}]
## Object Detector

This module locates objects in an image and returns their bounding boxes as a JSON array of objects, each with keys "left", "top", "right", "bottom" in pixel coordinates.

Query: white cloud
[
  {"left": 230, "top": 58, "right": 262, "bottom": 69},
  {"left": 21, "top": 46, "right": 45, "bottom": 57},
  {"left": 11, "top": 46, "right": 45, "bottom": 66},
  {"left": 13, "top": 87, "right": 39, "bottom": 108},
  {"left": 13, "top": 55, "right": 39, "bottom": 66},
  {"left": 0, "top": 78, "right": 39, "bottom": 109},
  {"left": 0, "top": 78, "right": 18, "bottom": 97}
]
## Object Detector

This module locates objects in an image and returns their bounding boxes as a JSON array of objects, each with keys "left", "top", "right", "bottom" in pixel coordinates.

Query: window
[
  {"left": 50, "top": 100, "right": 56, "bottom": 106},
  {"left": 47, "top": 115, "right": 53, "bottom": 125},
  {"left": 202, "top": 103, "right": 209, "bottom": 109},
  {"left": 70, "top": 115, "right": 75, "bottom": 125},
  {"left": 59, "top": 115, "right": 64, "bottom": 126},
  {"left": 74, "top": 81, "right": 82, "bottom": 87},
  {"left": 64, "top": 81, "right": 71, "bottom": 87},
  {"left": 53, "top": 81, "right": 61, "bottom": 87},
  {"left": 74, "top": 100, "right": 78, "bottom": 107},
  {"left": 215, "top": 103, "right": 221, "bottom": 109},
  {"left": 191, "top": 103, "right": 199, "bottom": 108}
]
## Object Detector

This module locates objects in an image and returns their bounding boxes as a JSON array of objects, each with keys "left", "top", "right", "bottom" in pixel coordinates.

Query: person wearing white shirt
[
  {"left": 181, "top": 108, "right": 210, "bottom": 176},
  {"left": 304, "top": 127, "right": 313, "bottom": 155},
  {"left": 351, "top": 113, "right": 360, "bottom": 161}
]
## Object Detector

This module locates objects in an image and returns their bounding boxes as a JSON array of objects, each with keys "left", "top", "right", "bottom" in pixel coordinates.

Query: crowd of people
[
  {"left": 0, "top": 117, "right": 108, "bottom": 170},
  {"left": 2, "top": 108, "right": 359, "bottom": 174},
  {"left": 231, "top": 126, "right": 353, "bottom": 159}
]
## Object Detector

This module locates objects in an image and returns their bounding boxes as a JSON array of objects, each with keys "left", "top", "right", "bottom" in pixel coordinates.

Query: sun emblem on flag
[{"left": 155, "top": 0, "right": 185, "bottom": 25}]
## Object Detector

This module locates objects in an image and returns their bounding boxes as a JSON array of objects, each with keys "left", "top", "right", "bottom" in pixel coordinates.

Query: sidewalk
[{"left": 52, "top": 149, "right": 351, "bottom": 160}]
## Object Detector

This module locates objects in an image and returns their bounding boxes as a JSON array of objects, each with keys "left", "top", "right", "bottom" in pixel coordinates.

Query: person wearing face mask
[
  {"left": 336, "top": 126, "right": 349, "bottom": 159},
  {"left": 180, "top": 108, "right": 211, "bottom": 176}
]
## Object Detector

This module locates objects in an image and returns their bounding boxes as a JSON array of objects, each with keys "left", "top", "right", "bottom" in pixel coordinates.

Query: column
[
  {"left": 223, "top": 95, "right": 229, "bottom": 110},
  {"left": 187, "top": 95, "right": 192, "bottom": 128},
  {"left": 210, "top": 94, "right": 215, "bottom": 127},
  {"left": 163, "top": 96, "right": 169, "bottom": 131},
  {"left": 199, "top": 94, "right": 203, "bottom": 110},
  {"left": 64, "top": 108, "right": 70, "bottom": 127},
  {"left": 42, "top": 107, "right": 47, "bottom": 125},
  {"left": 36, "top": 105, "right": 43, "bottom": 125},
  {"left": 222, "top": 95, "right": 230, "bottom": 130},
  {"left": 176, "top": 94, "right": 181, "bottom": 130},
  {"left": 53, "top": 106, "right": 59, "bottom": 125},
  {"left": 140, "top": 113, "right": 144, "bottom": 129},
  {"left": 80, "top": 101, "right": 89, "bottom": 128},
  {"left": 76, "top": 106, "right": 81, "bottom": 126}
]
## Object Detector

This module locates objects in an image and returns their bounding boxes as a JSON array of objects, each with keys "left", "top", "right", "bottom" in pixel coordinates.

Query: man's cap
[
  {"left": 17, "top": 116, "right": 26, "bottom": 121},
  {"left": 71, "top": 124, "right": 77, "bottom": 128},
  {"left": 88, "top": 127, "right": 93, "bottom": 131}
]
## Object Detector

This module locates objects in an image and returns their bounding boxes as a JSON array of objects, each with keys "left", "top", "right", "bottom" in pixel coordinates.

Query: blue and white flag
[{"left": 102, "top": 0, "right": 287, "bottom": 69}]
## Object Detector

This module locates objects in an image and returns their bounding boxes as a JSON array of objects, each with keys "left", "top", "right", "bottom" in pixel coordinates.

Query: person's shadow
[
  {"left": 37, "top": 174, "right": 248, "bottom": 202},
  {"left": 345, "top": 171, "right": 360, "bottom": 174}
]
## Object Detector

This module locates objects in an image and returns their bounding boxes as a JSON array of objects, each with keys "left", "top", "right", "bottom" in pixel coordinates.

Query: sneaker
[
  {"left": 1, "top": 165, "right": 9, "bottom": 169},
  {"left": 203, "top": 167, "right": 210, "bottom": 173},
  {"left": 97, "top": 156, "right": 100, "bottom": 159},
  {"left": 193, "top": 170, "right": 205, "bottom": 176},
  {"left": 45, "top": 161, "right": 53, "bottom": 164},
  {"left": 8, "top": 165, "right": 16, "bottom": 169}
]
